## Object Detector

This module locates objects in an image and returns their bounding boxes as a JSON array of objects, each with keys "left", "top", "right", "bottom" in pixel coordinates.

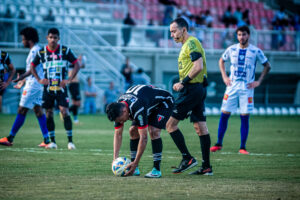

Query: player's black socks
[
  {"left": 46, "top": 116, "right": 55, "bottom": 132},
  {"left": 68, "top": 136, "right": 73, "bottom": 143},
  {"left": 73, "top": 105, "right": 78, "bottom": 116},
  {"left": 7, "top": 135, "right": 14, "bottom": 143},
  {"left": 63, "top": 116, "right": 72, "bottom": 131},
  {"left": 170, "top": 129, "right": 192, "bottom": 160},
  {"left": 199, "top": 134, "right": 211, "bottom": 168},
  {"left": 152, "top": 138, "right": 162, "bottom": 171},
  {"left": 130, "top": 138, "right": 139, "bottom": 162}
]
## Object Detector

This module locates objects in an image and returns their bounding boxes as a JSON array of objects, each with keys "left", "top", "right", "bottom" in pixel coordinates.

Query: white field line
[{"left": 0, "top": 147, "right": 299, "bottom": 158}]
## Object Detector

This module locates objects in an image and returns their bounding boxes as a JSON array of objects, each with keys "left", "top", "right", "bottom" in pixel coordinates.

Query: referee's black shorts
[{"left": 172, "top": 83, "right": 207, "bottom": 122}]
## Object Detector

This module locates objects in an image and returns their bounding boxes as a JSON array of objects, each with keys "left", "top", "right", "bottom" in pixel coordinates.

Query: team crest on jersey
[
  {"left": 157, "top": 114, "right": 164, "bottom": 122},
  {"left": 223, "top": 94, "right": 229, "bottom": 100},
  {"left": 248, "top": 97, "right": 253, "bottom": 103},
  {"left": 22, "top": 90, "right": 27, "bottom": 96}
]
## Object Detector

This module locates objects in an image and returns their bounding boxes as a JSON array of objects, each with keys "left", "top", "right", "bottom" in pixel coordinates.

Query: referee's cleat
[
  {"left": 0, "top": 137, "right": 13, "bottom": 146},
  {"left": 144, "top": 168, "right": 162, "bottom": 178},
  {"left": 45, "top": 142, "right": 57, "bottom": 149},
  {"left": 68, "top": 142, "right": 76, "bottom": 150},
  {"left": 239, "top": 149, "right": 249, "bottom": 155},
  {"left": 172, "top": 157, "right": 198, "bottom": 174},
  {"left": 133, "top": 167, "right": 140, "bottom": 176},
  {"left": 189, "top": 166, "right": 213, "bottom": 175},
  {"left": 210, "top": 145, "right": 222, "bottom": 152}
]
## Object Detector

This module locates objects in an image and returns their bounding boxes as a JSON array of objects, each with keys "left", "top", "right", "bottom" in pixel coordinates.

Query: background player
[
  {"left": 106, "top": 85, "right": 174, "bottom": 178},
  {"left": 31, "top": 28, "right": 80, "bottom": 150},
  {"left": 210, "top": 26, "right": 271, "bottom": 154},
  {"left": 166, "top": 18, "right": 213, "bottom": 175},
  {"left": 0, "top": 50, "right": 15, "bottom": 113},
  {"left": 0, "top": 27, "right": 52, "bottom": 147},
  {"left": 68, "top": 55, "right": 85, "bottom": 124}
]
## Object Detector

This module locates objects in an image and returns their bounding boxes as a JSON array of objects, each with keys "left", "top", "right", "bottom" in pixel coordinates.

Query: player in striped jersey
[
  {"left": 106, "top": 85, "right": 174, "bottom": 178},
  {"left": 31, "top": 28, "right": 80, "bottom": 150}
]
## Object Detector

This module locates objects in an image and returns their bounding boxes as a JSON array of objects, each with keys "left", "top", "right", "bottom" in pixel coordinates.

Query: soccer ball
[{"left": 112, "top": 157, "right": 131, "bottom": 176}]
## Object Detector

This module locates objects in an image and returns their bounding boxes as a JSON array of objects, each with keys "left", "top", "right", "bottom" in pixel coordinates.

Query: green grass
[{"left": 0, "top": 114, "right": 300, "bottom": 200}]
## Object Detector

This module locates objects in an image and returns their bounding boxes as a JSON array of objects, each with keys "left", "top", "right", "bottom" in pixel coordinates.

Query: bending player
[{"left": 106, "top": 85, "right": 174, "bottom": 178}]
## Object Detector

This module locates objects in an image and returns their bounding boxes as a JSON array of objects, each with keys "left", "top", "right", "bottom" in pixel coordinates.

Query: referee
[{"left": 166, "top": 18, "right": 213, "bottom": 175}]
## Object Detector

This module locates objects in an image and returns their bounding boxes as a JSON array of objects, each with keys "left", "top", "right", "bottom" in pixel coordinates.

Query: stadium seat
[
  {"left": 258, "top": 107, "right": 266, "bottom": 115},
  {"left": 281, "top": 107, "right": 289, "bottom": 115},
  {"left": 266, "top": 107, "right": 273, "bottom": 115},
  {"left": 289, "top": 107, "right": 296, "bottom": 115},
  {"left": 252, "top": 107, "right": 258, "bottom": 115},
  {"left": 273, "top": 107, "right": 281, "bottom": 115}
]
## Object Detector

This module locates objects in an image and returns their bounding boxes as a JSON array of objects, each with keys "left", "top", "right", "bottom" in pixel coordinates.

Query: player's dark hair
[
  {"left": 171, "top": 17, "right": 189, "bottom": 31},
  {"left": 106, "top": 102, "right": 125, "bottom": 121},
  {"left": 20, "top": 27, "right": 39, "bottom": 43},
  {"left": 48, "top": 28, "right": 60, "bottom": 36},
  {"left": 236, "top": 26, "right": 250, "bottom": 34}
]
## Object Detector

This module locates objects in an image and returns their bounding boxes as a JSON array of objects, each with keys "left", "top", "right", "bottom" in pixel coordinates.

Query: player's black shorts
[
  {"left": 132, "top": 104, "right": 173, "bottom": 129},
  {"left": 42, "top": 88, "right": 69, "bottom": 109},
  {"left": 172, "top": 83, "right": 207, "bottom": 122},
  {"left": 68, "top": 82, "right": 81, "bottom": 101}
]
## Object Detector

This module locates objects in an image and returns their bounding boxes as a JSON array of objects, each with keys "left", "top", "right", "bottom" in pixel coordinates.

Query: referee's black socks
[
  {"left": 170, "top": 129, "right": 192, "bottom": 160},
  {"left": 199, "top": 134, "right": 211, "bottom": 168}
]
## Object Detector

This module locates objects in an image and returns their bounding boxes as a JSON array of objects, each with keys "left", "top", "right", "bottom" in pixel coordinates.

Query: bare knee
[
  {"left": 129, "top": 126, "right": 139, "bottom": 139},
  {"left": 166, "top": 117, "right": 179, "bottom": 133},
  {"left": 193, "top": 122, "right": 209, "bottom": 136},
  {"left": 59, "top": 107, "right": 69, "bottom": 117},
  {"left": 18, "top": 107, "right": 28, "bottom": 115},
  {"left": 148, "top": 126, "right": 161, "bottom": 140},
  {"left": 33, "top": 106, "right": 43, "bottom": 117}
]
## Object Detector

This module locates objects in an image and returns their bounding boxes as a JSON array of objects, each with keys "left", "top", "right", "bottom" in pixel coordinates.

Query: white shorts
[
  {"left": 19, "top": 87, "right": 43, "bottom": 109},
  {"left": 221, "top": 87, "right": 254, "bottom": 114}
]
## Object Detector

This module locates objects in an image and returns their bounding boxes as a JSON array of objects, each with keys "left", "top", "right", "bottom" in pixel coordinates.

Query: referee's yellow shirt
[{"left": 178, "top": 36, "right": 207, "bottom": 83}]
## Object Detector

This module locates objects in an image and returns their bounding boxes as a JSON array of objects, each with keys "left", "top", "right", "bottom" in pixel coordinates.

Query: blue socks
[
  {"left": 37, "top": 114, "right": 49, "bottom": 139},
  {"left": 216, "top": 112, "right": 231, "bottom": 146},
  {"left": 240, "top": 115, "right": 250, "bottom": 149},
  {"left": 9, "top": 114, "right": 26, "bottom": 137}
]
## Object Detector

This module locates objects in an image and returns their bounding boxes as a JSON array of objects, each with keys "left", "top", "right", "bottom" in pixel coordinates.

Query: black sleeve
[
  {"left": 190, "top": 52, "right": 202, "bottom": 62},
  {"left": 66, "top": 48, "right": 77, "bottom": 64},
  {"left": 31, "top": 53, "right": 41, "bottom": 67},
  {"left": 4, "top": 53, "right": 11, "bottom": 66}
]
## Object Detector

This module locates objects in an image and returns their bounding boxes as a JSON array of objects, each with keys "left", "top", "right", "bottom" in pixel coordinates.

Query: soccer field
[{"left": 0, "top": 114, "right": 299, "bottom": 200}]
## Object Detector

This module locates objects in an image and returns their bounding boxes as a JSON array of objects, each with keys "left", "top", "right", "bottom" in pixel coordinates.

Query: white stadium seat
[
  {"left": 252, "top": 107, "right": 258, "bottom": 115},
  {"left": 281, "top": 107, "right": 289, "bottom": 115},
  {"left": 259, "top": 107, "right": 266, "bottom": 115},
  {"left": 212, "top": 107, "right": 220, "bottom": 115},
  {"left": 273, "top": 107, "right": 281, "bottom": 115},
  {"left": 289, "top": 107, "right": 296, "bottom": 115},
  {"left": 266, "top": 107, "right": 273, "bottom": 115},
  {"left": 205, "top": 107, "right": 212, "bottom": 115}
]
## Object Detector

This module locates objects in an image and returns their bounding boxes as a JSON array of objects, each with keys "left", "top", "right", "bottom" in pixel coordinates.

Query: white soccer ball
[{"left": 112, "top": 157, "right": 130, "bottom": 176}]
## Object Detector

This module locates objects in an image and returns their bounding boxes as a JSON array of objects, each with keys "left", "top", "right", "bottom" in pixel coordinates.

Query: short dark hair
[
  {"left": 171, "top": 17, "right": 189, "bottom": 31},
  {"left": 48, "top": 28, "right": 60, "bottom": 36},
  {"left": 236, "top": 26, "right": 250, "bottom": 35},
  {"left": 106, "top": 102, "right": 125, "bottom": 121},
  {"left": 20, "top": 27, "right": 39, "bottom": 43}
]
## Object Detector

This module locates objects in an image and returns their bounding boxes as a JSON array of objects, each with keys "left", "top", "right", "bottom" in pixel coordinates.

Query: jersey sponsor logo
[
  {"left": 223, "top": 94, "right": 229, "bottom": 100},
  {"left": 22, "top": 90, "right": 27, "bottom": 96},
  {"left": 248, "top": 97, "right": 253, "bottom": 103},
  {"left": 157, "top": 114, "right": 164, "bottom": 122}
]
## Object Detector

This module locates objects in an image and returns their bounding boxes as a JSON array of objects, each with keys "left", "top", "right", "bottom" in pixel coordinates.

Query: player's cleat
[
  {"left": 0, "top": 137, "right": 13, "bottom": 146},
  {"left": 144, "top": 168, "right": 162, "bottom": 178},
  {"left": 239, "top": 149, "right": 249, "bottom": 155},
  {"left": 73, "top": 119, "right": 80, "bottom": 124},
  {"left": 68, "top": 142, "right": 76, "bottom": 150},
  {"left": 210, "top": 145, "right": 222, "bottom": 152},
  {"left": 38, "top": 142, "right": 47, "bottom": 147},
  {"left": 189, "top": 166, "right": 213, "bottom": 175},
  {"left": 133, "top": 167, "right": 140, "bottom": 176},
  {"left": 172, "top": 157, "right": 198, "bottom": 174},
  {"left": 45, "top": 142, "right": 57, "bottom": 149}
]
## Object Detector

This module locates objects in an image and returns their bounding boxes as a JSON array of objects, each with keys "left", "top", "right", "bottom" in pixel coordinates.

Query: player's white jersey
[
  {"left": 24, "top": 44, "right": 43, "bottom": 90},
  {"left": 222, "top": 43, "right": 268, "bottom": 90}
]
